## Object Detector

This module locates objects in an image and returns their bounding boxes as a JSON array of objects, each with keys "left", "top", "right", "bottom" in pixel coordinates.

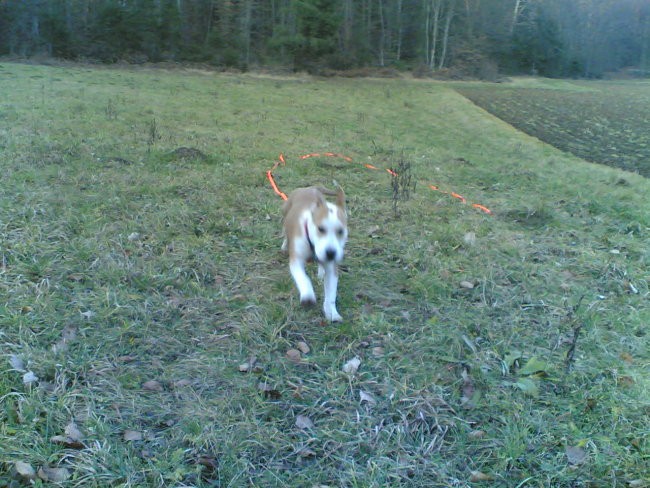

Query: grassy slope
[{"left": 0, "top": 63, "right": 648, "bottom": 487}]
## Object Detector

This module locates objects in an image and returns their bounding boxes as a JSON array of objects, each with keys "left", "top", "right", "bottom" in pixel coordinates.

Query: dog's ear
[
  {"left": 315, "top": 192, "right": 327, "bottom": 209},
  {"left": 336, "top": 188, "right": 346, "bottom": 210}
]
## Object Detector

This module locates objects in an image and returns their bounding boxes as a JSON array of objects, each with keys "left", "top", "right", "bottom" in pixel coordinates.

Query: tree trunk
[
  {"left": 429, "top": 1, "right": 441, "bottom": 69},
  {"left": 378, "top": 0, "right": 385, "bottom": 66},
  {"left": 396, "top": 0, "right": 403, "bottom": 60},
  {"left": 438, "top": 0, "right": 454, "bottom": 69}
]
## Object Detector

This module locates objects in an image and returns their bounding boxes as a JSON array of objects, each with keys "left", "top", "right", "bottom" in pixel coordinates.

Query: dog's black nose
[{"left": 325, "top": 248, "right": 336, "bottom": 261}]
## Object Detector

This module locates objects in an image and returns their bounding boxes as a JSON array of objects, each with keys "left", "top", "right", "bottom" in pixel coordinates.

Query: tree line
[{"left": 1, "top": 0, "right": 649, "bottom": 78}]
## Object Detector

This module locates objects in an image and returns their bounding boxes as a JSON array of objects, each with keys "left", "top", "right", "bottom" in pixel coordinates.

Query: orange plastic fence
[{"left": 266, "top": 152, "right": 492, "bottom": 214}]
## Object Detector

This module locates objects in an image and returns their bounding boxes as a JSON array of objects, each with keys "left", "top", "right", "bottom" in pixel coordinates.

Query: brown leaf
[
  {"left": 627, "top": 480, "right": 648, "bottom": 488},
  {"left": 117, "top": 355, "right": 137, "bottom": 363},
  {"left": 14, "top": 461, "right": 36, "bottom": 480},
  {"left": 51, "top": 435, "right": 84, "bottom": 449},
  {"left": 286, "top": 349, "right": 302, "bottom": 362},
  {"left": 469, "top": 470, "right": 494, "bottom": 482},
  {"left": 460, "top": 369, "right": 475, "bottom": 406},
  {"left": 463, "top": 232, "right": 476, "bottom": 246},
  {"left": 51, "top": 422, "right": 85, "bottom": 448},
  {"left": 173, "top": 379, "right": 192, "bottom": 388},
  {"left": 142, "top": 380, "right": 163, "bottom": 391},
  {"left": 566, "top": 445, "right": 587, "bottom": 465},
  {"left": 65, "top": 421, "right": 84, "bottom": 442},
  {"left": 258, "top": 382, "right": 281, "bottom": 399},
  {"left": 296, "top": 341, "right": 310, "bottom": 354},
  {"left": 23, "top": 371, "right": 39, "bottom": 385},
  {"left": 238, "top": 356, "right": 257, "bottom": 372},
  {"left": 620, "top": 352, "right": 634, "bottom": 363},
  {"left": 52, "top": 325, "right": 78, "bottom": 352},
  {"left": 197, "top": 455, "right": 218, "bottom": 473},
  {"left": 359, "top": 390, "right": 377, "bottom": 405},
  {"left": 372, "top": 346, "right": 385, "bottom": 357},
  {"left": 468, "top": 429, "right": 486, "bottom": 439},
  {"left": 38, "top": 466, "right": 71, "bottom": 483},
  {"left": 459, "top": 280, "right": 475, "bottom": 289},
  {"left": 123, "top": 430, "right": 143, "bottom": 442},
  {"left": 297, "top": 447, "right": 317, "bottom": 458},
  {"left": 295, "top": 414, "right": 314, "bottom": 430},
  {"left": 342, "top": 356, "right": 361, "bottom": 374}
]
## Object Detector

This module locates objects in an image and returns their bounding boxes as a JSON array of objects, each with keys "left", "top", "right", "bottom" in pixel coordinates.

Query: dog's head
[{"left": 311, "top": 188, "right": 347, "bottom": 263}]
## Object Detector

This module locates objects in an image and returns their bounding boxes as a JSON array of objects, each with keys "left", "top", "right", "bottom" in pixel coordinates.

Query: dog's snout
[{"left": 325, "top": 248, "right": 337, "bottom": 261}]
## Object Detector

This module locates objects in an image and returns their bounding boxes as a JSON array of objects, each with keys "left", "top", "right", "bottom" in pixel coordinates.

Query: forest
[{"left": 1, "top": 0, "right": 649, "bottom": 78}]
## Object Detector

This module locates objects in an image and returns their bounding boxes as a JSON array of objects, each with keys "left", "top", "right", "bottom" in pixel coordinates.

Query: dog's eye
[
  {"left": 337, "top": 228, "right": 344, "bottom": 237},
  {"left": 317, "top": 226, "right": 326, "bottom": 234}
]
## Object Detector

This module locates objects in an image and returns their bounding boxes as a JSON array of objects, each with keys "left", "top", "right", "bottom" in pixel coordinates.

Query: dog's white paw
[
  {"left": 300, "top": 292, "right": 317, "bottom": 308},
  {"left": 324, "top": 305, "right": 343, "bottom": 323}
]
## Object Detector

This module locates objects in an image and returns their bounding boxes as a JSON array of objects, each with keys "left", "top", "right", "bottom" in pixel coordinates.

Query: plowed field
[{"left": 457, "top": 81, "right": 650, "bottom": 177}]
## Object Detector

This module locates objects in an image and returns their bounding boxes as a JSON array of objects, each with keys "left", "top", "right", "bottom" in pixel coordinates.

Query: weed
[{"left": 390, "top": 151, "right": 416, "bottom": 217}]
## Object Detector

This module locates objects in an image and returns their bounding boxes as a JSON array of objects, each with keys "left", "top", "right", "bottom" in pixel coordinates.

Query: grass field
[{"left": 1, "top": 63, "right": 648, "bottom": 487}]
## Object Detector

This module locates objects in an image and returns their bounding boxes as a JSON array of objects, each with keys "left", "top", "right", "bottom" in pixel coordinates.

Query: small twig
[{"left": 564, "top": 295, "right": 585, "bottom": 373}]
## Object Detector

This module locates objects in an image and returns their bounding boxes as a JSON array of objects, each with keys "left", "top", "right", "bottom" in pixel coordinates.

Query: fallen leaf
[
  {"left": 519, "top": 356, "right": 549, "bottom": 376},
  {"left": 238, "top": 356, "right": 257, "bottom": 372},
  {"left": 128, "top": 232, "right": 141, "bottom": 241},
  {"left": 460, "top": 369, "right": 475, "bottom": 405},
  {"left": 23, "top": 371, "right": 38, "bottom": 385},
  {"left": 65, "top": 421, "right": 84, "bottom": 442},
  {"left": 9, "top": 354, "right": 25, "bottom": 371},
  {"left": 367, "top": 225, "right": 380, "bottom": 236},
  {"left": 620, "top": 352, "right": 633, "bottom": 363},
  {"left": 123, "top": 430, "right": 143, "bottom": 441},
  {"left": 503, "top": 350, "right": 523, "bottom": 370},
  {"left": 51, "top": 435, "right": 84, "bottom": 449},
  {"left": 359, "top": 390, "right": 377, "bottom": 405},
  {"left": 296, "top": 341, "right": 310, "bottom": 354},
  {"left": 297, "top": 447, "right": 317, "bottom": 458},
  {"left": 51, "top": 422, "right": 85, "bottom": 448},
  {"left": 459, "top": 280, "right": 475, "bottom": 289},
  {"left": 627, "top": 479, "right": 648, "bottom": 487},
  {"left": 342, "top": 356, "right": 361, "bottom": 374},
  {"left": 566, "top": 445, "right": 587, "bottom": 465},
  {"left": 617, "top": 375, "right": 635, "bottom": 387},
  {"left": 38, "top": 466, "right": 71, "bottom": 483},
  {"left": 469, "top": 470, "right": 494, "bottom": 482},
  {"left": 197, "top": 455, "right": 218, "bottom": 472},
  {"left": 173, "top": 379, "right": 192, "bottom": 388},
  {"left": 142, "top": 380, "right": 163, "bottom": 391},
  {"left": 286, "top": 349, "right": 302, "bottom": 362},
  {"left": 258, "top": 382, "right": 281, "bottom": 399},
  {"left": 514, "top": 378, "right": 540, "bottom": 398},
  {"left": 372, "top": 346, "right": 385, "bottom": 357},
  {"left": 463, "top": 232, "right": 477, "bottom": 246},
  {"left": 295, "top": 415, "right": 314, "bottom": 430},
  {"left": 14, "top": 461, "right": 36, "bottom": 480},
  {"left": 468, "top": 429, "right": 486, "bottom": 439}
]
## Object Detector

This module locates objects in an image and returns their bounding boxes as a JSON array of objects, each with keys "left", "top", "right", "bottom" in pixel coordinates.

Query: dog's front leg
[
  {"left": 289, "top": 258, "right": 316, "bottom": 306},
  {"left": 322, "top": 262, "right": 342, "bottom": 322}
]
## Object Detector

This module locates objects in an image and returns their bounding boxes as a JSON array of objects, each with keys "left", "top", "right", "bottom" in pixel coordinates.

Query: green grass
[{"left": 1, "top": 62, "right": 648, "bottom": 487}]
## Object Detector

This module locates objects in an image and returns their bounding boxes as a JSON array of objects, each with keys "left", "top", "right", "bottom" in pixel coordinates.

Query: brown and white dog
[{"left": 282, "top": 186, "right": 348, "bottom": 322}]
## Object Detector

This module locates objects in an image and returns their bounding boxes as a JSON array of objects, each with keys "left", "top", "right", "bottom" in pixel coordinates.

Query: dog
[{"left": 281, "top": 186, "right": 348, "bottom": 322}]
